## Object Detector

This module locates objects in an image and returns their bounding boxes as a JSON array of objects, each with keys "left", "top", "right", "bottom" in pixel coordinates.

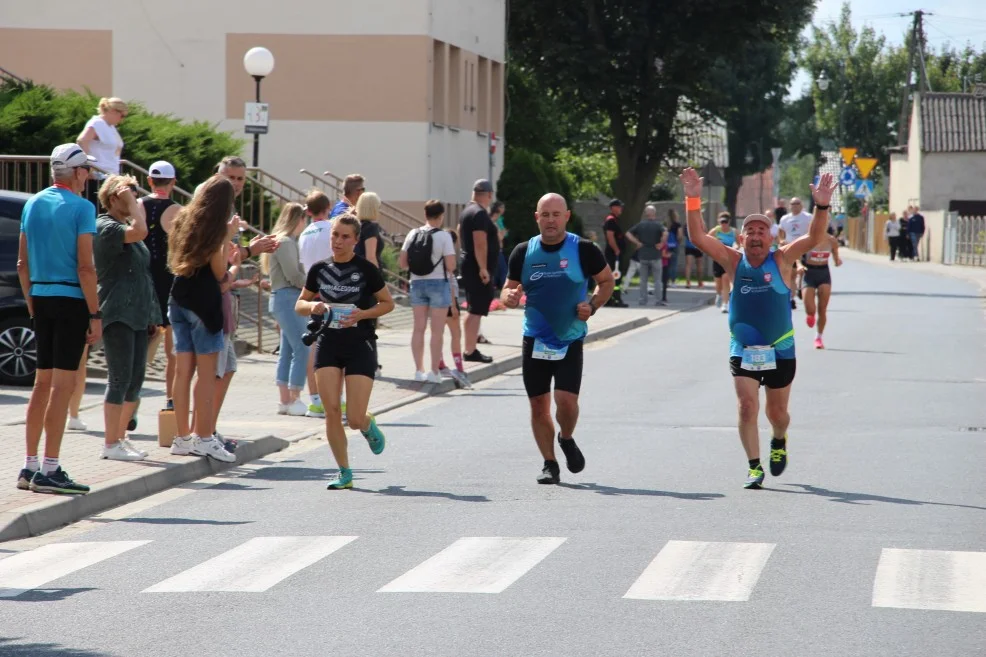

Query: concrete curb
[
  {"left": 0, "top": 296, "right": 711, "bottom": 542},
  {"left": 0, "top": 435, "right": 289, "bottom": 543}
]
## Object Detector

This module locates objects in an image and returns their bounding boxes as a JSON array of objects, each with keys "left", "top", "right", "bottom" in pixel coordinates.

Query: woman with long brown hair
[
  {"left": 166, "top": 175, "right": 237, "bottom": 463},
  {"left": 261, "top": 202, "right": 311, "bottom": 415}
]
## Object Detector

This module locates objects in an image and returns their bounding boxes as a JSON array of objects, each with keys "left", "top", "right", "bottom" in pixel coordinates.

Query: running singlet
[
  {"left": 806, "top": 239, "right": 832, "bottom": 266},
  {"left": 521, "top": 233, "right": 589, "bottom": 349},
  {"left": 142, "top": 197, "right": 174, "bottom": 275},
  {"left": 728, "top": 253, "right": 795, "bottom": 359},
  {"left": 714, "top": 227, "right": 737, "bottom": 247}
]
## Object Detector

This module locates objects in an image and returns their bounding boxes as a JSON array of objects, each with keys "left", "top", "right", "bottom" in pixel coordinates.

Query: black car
[{"left": 0, "top": 190, "right": 37, "bottom": 385}]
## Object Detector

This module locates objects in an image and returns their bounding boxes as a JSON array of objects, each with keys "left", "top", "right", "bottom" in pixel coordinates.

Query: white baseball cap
[
  {"left": 148, "top": 161, "right": 176, "bottom": 179},
  {"left": 742, "top": 214, "right": 773, "bottom": 230},
  {"left": 50, "top": 143, "right": 95, "bottom": 173}
]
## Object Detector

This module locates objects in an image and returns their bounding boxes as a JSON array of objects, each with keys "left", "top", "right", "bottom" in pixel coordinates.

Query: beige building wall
[
  {"left": 1, "top": 0, "right": 505, "bottom": 207},
  {"left": 920, "top": 153, "right": 986, "bottom": 212},
  {"left": 889, "top": 98, "right": 923, "bottom": 215}
]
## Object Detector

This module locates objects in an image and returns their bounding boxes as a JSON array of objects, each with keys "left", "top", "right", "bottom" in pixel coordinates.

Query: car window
[{"left": 0, "top": 199, "right": 26, "bottom": 273}]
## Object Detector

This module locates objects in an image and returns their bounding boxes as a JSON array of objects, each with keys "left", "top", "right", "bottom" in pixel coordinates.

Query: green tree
[
  {"left": 778, "top": 153, "right": 816, "bottom": 200},
  {"left": 553, "top": 147, "right": 617, "bottom": 201},
  {"left": 508, "top": 0, "right": 814, "bottom": 234}
]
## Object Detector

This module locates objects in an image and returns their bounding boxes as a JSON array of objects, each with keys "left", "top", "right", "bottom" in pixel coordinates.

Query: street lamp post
[
  {"left": 243, "top": 47, "right": 275, "bottom": 168},
  {"left": 818, "top": 65, "right": 848, "bottom": 210}
]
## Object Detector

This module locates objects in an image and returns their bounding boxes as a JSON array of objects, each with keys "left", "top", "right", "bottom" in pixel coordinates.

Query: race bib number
[
  {"left": 741, "top": 345, "right": 777, "bottom": 371},
  {"left": 532, "top": 339, "right": 568, "bottom": 361},
  {"left": 809, "top": 251, "right": 830, "bottom": 261},
  {"left": 326, "top": 304, "right": 357, "bottom": 329}
]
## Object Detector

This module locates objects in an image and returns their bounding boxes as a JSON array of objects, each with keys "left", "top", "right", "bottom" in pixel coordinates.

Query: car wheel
[{"left": 0, "top": 316, "right": 37, "bottom": 386}]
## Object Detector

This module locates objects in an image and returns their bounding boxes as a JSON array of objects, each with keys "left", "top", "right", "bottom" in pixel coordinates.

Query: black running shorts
[
  {"left": 713, "top": 261, "right": 726, "bottom": 278},
  {"left": 462, "top": 273, "right": 493, "bottom": 317},
  {"left": 315, "top": 334, "right": 377, "bottom": 379},
  {"left": 522, "top": 337, "right": 584, "bottom": 398},
  {"left": 32, "top": 296, "right": 90, "bottom": 371},
  {"left": 685, "top": 246, "right": 703, "bottom": 258},
  {"left": 803, "top": 265, "right": 831, "bottom": 288},
  {"left": 729, "top": 356, "right": 796, "bottom": 389}
]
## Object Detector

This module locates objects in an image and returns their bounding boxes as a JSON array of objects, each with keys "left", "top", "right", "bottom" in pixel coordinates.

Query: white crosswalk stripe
[
  {"left": 0, "top": 541, "right": 150, "bottom": 598},
  {"left": 872, "top": 548, "right": 986, "bottom": 613},
  {"left": 624, "top": 540, "right": 775, "bottom": 601},
  {"left": 144, "top": 536, "right": 357, "bottom": 593},
  {"left": 378, "top": 537, "right": 567, "bottom": 593}
]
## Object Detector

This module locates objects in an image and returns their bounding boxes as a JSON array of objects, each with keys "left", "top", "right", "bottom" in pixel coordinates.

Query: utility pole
[{"left": 896, "top": 10, "right": 932, "bottom": 146}]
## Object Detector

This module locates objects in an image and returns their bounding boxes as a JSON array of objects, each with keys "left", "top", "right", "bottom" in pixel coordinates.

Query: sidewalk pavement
[
  {"left": 842, "top": 248, "right": 986, "bottom": 293},
  {"left": 0, "top": 286, "right": 714, "bottom": 541}
]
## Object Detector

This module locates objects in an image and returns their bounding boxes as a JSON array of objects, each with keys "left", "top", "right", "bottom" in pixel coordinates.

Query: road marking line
[
  {"left": 378, "top": 537, "right": 566, "bottom": 593},
  {"left": 0, "top": 541, "right": 150, "bottom": 598},
  {"left": 872, "top": 548, "right": 986, "bottom": 612},
  {"left": 624, "top": 540, "right": 775, "bottom": 601},
  {"left": 144, "top": 536, "right": 357, "bottom": 593}
]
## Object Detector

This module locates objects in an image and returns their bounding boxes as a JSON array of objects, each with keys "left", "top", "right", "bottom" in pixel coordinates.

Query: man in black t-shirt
[
  {"left": 603, "top": 199, "right": 629, "bottom": 307},
  {"left": 457, "top": 179, "right": 500, "bottom": 363}
]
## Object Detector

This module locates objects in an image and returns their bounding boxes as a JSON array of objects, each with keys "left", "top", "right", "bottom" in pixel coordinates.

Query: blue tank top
[
  {"left": 715, "top": 227, "right": 737, "bottom": 247},
  {"left": 728, "top": 253, "right": 795, "bottom": 359},
  {"left": 521, "top": 233, "right": 588, "bottom": 349},
  {"left": 667, "top": 224, "right": 679, "bottom": 250}
]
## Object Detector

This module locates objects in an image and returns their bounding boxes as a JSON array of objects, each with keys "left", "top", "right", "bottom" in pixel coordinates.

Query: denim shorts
[
  {"left": 169, "top": 302, "right": 225, "bottom": 355},
  {"left": 215, "top": 335, "right": 237, "bottom": 377},
  {"left": 410, "top": 278, "right": 452, "bottom": 308}
]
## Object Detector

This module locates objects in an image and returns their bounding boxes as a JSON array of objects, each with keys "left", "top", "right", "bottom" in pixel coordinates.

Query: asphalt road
[{"left": 1, "top": 258, "right": 984, "bottom": 657}]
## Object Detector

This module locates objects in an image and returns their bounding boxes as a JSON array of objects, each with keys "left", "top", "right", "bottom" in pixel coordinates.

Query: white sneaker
[
  {"left": 439, "top": 367, "right": 454, "bottom": 379},
  {"left": 122, "top": 436, "right": 148, "bottom": 457},
  {"left": 102, "top": 441, "right": 144, "bottom": 461},
  {"left": 170, "top": 435, "right": 194, "bottom": 456},
  {"left": 414, "top": 371, "right": 428, "bottom": 382},
  {"left": 67, "top": 417, "right": 88, "bottom": 432},
  {"left": 277, "top": 403, "right": 288, "bottom": 415},
  {"left": 426, "top": 371, "right": 441, "bottom": 384},
  {"left": 285, "top": 399, "right": 308, "bottom": 416},
  {"left": 449, "top": 369, "right": 473, "bottom": 390},
  {"left": 191, "top": 435, "right": 235, "bottom": 463}
]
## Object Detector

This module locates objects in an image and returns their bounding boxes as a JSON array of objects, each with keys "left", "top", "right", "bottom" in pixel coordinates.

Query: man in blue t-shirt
[
  {"left": 16, "top": 144, "right": 103, "bottom": 496},
  {"left": 501, "top": 193, "right": 615, "bottom": 485},
  {"left": 330, "top": 173, "right": 365, "bottom": 218}
]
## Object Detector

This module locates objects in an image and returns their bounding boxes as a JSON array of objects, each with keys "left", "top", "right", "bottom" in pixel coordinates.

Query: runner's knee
[{"left": 737, "top": 396, "right": 759, "bottom": 423}]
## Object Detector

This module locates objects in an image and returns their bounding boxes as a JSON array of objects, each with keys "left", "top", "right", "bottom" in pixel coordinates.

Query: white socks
[
  {"left": 41, "top": 457, "right": 59, "bottom": 475},
  {"left": 310, "top": 394, "right": 321, "bottom": 407},
  {"left": 24, "top": 455, "right": 39, "bottom": 472}
]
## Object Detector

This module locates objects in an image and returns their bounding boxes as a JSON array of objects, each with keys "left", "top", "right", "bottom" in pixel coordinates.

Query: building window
[
  {"left": 478, "top": 57, "right": 490, "bottom": 132},
  {"left": 491, "top": 60, "right": 503, "bottom": 135},
  {"left": 432, "top": 40, "right": 447, "bottom": 125},
  {"left": 449, "top": 45, "right": 462, "bottom": 127}
]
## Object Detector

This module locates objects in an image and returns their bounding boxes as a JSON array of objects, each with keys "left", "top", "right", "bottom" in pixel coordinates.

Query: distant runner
[
  {"left": 681, "top": 167, "right": 835, "bottom": 489},
  {"left": 802, "top": 228, "right": 842, "bottom": 349}
]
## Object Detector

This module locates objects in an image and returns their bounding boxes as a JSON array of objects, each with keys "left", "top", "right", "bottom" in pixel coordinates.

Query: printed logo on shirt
[
  {"left": 559, "top": 258, "right": 569, "bottom": 269},
  {"left": 763, "top": 272, "right": 772, "bottom": 283},
  {"left": 531, "top": 263, "right": 547, "bottom": 269},
  {"left": 351, "top": 272, "right": 361, "bottom": 281}
]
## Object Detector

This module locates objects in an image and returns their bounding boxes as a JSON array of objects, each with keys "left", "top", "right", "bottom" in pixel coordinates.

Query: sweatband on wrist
[{"left": 685, "top": 197, "right": 702, "bottom": 212}]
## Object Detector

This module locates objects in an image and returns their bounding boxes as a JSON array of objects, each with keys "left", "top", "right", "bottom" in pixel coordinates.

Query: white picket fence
[{"left": 943, "top": 214, "right": 986, "bottom": 267}]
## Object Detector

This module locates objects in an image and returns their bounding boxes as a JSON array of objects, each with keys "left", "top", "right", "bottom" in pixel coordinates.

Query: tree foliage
[
  {"left": 509, "top": 0, "right": 814, "bottom": 231},
  {"left": 0, "top": 81, "right": 243, "bottom": 190},
  {"left": 497, "top": 148, "right": 583, "bottom": 250}
]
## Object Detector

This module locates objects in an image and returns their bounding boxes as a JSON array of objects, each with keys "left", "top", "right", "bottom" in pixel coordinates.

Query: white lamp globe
[
  {"left": 244, "top": 47, "right": 275, "bottom": 78},
  {"left": 817, "top": 72, "right": 830, "bottom": 91}
]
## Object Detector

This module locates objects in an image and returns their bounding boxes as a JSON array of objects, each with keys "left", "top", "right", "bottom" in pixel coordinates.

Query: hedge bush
[
  {"left": 0, "top": 80, "right": 242, "bottom": 190},
  {"left": 496, "top": 147, "right": 584, "bottom": 253}
]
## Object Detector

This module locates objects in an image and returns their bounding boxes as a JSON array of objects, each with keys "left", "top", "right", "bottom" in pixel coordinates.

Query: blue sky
[{"left": 788, "top": 0, "right": 986, "bottom": 97}]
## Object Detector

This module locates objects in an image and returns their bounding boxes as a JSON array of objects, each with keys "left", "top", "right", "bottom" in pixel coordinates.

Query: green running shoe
[
  {"left": 744, "top": 464, "right": 765, "bottom": 490},
  {"left": 327, "top": 467, "right": 353, "bottom": 489},
  {"left": 306, "top": 403, "right": 325, "bottom": 418},
  {"left": 361, "top": 413, "right": 386, "bottom": 455}
]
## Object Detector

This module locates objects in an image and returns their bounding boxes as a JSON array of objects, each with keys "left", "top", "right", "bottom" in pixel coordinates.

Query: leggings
[{"left": 103, "top": 322, "right": 149, "bottom": 405}]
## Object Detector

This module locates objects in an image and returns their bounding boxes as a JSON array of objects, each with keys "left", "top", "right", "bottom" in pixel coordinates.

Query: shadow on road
[
  {"left": 773, "top": 483, "right": 986, "bottom": 510},
  {"left": 353, "top": 485, "right": 490, "bottom": 503},
  {"left": 0, "top": 638, "right": 113, "bottom": 656},
  {"left": 377, "top": 422, "right": 433, "bottom": 428},
  {"left": 834, "top": 291, "right": 983, "bottom": 299},
  {"left": 557, "top": 482, "right": 725, "bottom": 501},
  {"left": 0, "top": 588, "right": 96, "bottom": 603},
  {"left": 244, "top": 467, "right": 384, "bottom": 482},
  {"left": 116, "top": 517, "right": 253, "bottom": 526}
]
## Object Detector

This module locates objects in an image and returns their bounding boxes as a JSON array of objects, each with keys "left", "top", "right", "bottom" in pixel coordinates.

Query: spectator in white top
[
  {"left": 400, "top": 200, "right": 457, "bottom": 383},
  {"left": 885, "top": 211, "right": 901, "bottom": 261},
  {"left": 297, "top": 189, "right": 333, "bottom": 417},
  {"left": 77, "top": 97, "right": 127, "bottom": 207}
]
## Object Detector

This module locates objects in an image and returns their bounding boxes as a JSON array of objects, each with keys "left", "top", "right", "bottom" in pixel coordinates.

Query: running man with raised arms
[
  {"left": 802, "top": 229, "right": 842, "bottom": 349},
  {"left": 680, "top": 168, "right": 836, "bottom": 489},
  {"left": 501, "top": 193, "right": 615, "bottom": 484}
]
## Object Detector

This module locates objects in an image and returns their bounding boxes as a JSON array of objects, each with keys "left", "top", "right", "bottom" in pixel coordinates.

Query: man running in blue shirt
[
  {"left": 681, "top": 168, "right": 836, "bottom": 489},
  {"left": 501, "top": 193, "right": 615, "bottom": 484}
]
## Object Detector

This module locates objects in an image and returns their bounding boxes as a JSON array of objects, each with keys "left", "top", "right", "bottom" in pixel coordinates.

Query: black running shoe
[
  {"left": 464, "top": 349, "right": 493, "bottom": 364},
  {"left": 16, "top": 468, "right": 34, "bottom": 491},
  {"left": 790, "top": 299, "right": 797, "bottom": 310},
  {"left": 744, "top": 464, "right": 765, "bottom": 490},
  {"left": 769, "top": 437, "right": 788, "bottom": 476},
  {"left": 537, "top": 460, "right": 560, "bottom": 485},
  {"left": 29, "top": 468, "right": 90, "bottom": 495},
  {"left": 557, "top": 435, "right": 585, "bottom": 473}
]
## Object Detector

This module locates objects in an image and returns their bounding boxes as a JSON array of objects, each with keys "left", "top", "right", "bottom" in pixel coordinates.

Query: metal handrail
[{"left": 313, "top": 168, "right": 421, "bottom": 231}]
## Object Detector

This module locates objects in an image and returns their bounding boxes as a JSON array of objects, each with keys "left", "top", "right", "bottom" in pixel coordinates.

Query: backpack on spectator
[{"left": 406, "top": 227, "right": 445, "bottom": 277}]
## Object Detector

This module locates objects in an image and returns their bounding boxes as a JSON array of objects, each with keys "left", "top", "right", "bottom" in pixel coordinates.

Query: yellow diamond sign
[
  {"left": 840, "top": 147, "right": 857, "bottom": 167},
  {"left": 856, "top": 157, "right": 878, "bottom": 179}
]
